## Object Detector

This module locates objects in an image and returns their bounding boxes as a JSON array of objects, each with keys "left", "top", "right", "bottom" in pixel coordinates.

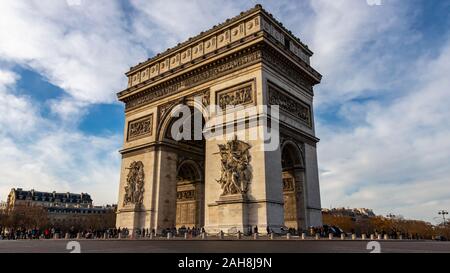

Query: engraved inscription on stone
[
  {"left": 268, "top": 85, "right": 311, "bottom": 126},
  {"left": 127, "top": 114, "right": 153, "bottom": 141},
  {"left": 217, "top": 81, "right": 254, "bottom": 110}
]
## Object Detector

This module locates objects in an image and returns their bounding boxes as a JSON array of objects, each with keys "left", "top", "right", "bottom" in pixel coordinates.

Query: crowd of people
[
  {"left": 0, "top": 225, "right": 429, "bottom": 240},
  {"left": 0, "top": 225, "right": 210, "bottom": 240}
]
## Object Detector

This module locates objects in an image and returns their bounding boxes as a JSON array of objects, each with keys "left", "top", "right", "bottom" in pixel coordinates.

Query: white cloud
[
  {"left": 0, "top": 0, "right": 147, "bottom": 107},
  {"left": 318, "top": 39, "right": 450, "bottom": 223},
  {"left": 0, "top": 70, "right": 42, "bottom": 135},
  {"left": 129, "top": 0, "right": 240, "bottom": 54},
  {"left": 0, "top": 70, "right": 120, "bottom": 205}
]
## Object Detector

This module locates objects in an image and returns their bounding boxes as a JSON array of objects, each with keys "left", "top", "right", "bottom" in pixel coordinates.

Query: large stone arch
[{"left": 157, "top": 98, "right": 208, "bottom": 143}]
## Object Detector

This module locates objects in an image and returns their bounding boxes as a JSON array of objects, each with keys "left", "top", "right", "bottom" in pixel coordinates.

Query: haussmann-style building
[
  {"left": 115, "top": 5, "right": 323, "bottom": 234},
  {"left": 5, "top": 188, "right": 116, "bottom": 226}
]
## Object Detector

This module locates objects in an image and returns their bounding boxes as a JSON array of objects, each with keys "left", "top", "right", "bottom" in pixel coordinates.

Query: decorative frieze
[
  {"left": 216, "top": 81, "right": 254, "bottom": 110},
  {"left": 268, "top": 84, "right": 312, "bottom": 127},
  {"left": 124, "top": 6, "right": 313, "bottom": 89},
  {"left": 124, "top": 48, "right": 262, "bottom": 111},
  {"left": 127, "top": 114, "right": 153, "bottom": 141},
  {"left": 127, "top": 15, "right": 263, "bottom": 88},
  {"left": 262, "top": 47, "right": 314, "bottom": 93}
]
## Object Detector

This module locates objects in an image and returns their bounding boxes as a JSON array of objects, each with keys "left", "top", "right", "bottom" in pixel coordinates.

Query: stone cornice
[
  {"left": 120, "top": 44, "right": 263, "bottom": 111},
  {"left": 123, "top": 5, "right": 316, "bottom": 90},
  {"left": 119, "top": 43, "right": 321, "bottom": 113}
]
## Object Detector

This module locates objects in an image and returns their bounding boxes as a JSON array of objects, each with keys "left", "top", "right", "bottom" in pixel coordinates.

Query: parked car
[{"left": 434, "top": 235, "right": 448, "bottom": 241}]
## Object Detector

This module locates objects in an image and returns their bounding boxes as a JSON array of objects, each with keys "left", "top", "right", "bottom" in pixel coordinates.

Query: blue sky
[{"left": 0, "top": 0, "right": 449, "bottom": 223}]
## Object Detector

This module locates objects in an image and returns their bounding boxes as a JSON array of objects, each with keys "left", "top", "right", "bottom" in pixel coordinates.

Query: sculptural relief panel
[
  {"left": 216, "top": 80, "right": 255, "bottom": 110},
  {"left": 268, "top": 83, "right": 311, "bottom": 127},
  {"left": 123, "top": 161, "right": 145, "bottom": 206},
  {"left": 216, "top": 137, "right": 252, "bottom": 196},
  {"left": 127, "top": 114, "right": 153, "bottom": 141}
]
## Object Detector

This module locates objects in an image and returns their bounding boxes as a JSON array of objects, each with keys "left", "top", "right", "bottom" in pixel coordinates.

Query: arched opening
[
  {"left": 176, "top": 161, "right": 204, "bottom": 228},
  {"left": 281, "top": 141, "right": 306, "bottom": 231},
  {"left": 160, "top": 104, "right": 206, "bottom": 230}
]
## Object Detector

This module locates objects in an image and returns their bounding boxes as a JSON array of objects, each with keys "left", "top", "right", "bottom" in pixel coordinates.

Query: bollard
[
  {"left": 302, "top": 233, "right": 306, "bottom": 240},
  {"left": 149, "top": 232, "right": 153, "bottom": 240},
  {"left": 384, "top": 234, "right": 388, "bottom": 240},
  {"left": 201, "top": 232, "right": 207, "bottom": 240},
  {"left": 399, "top": 235, "right": 403, "bottom": 240},
  {"left": 377, "top": 234, "right": 382, "bottom": 240},
  {"left": 362, "top": 234, "right": 366, "bottom": 240},
  {"left": 352, "top": 234, "right": 356, "bottom": 240},
  {"left": 167, "top": 232, "right": 173, "bottom": 239},
  {"left": 237, "top": 231, "right": 242, "bottom": 240},
  {"left": 315, "top": 234, "right": 320, "bottom": 240},
  {"left": 328, "top": 233, "right": 333, "bottom": 240},
  {"left": 253, "top": 233, "right": 259, "bottom": 240},
  {"left": 53, "top": 233, "right": 60, "bottom": 240},
  {"left": 76, "top": 233, "right": 81, "bottom": 240},
  {"left": 103, "top": 233, "right": 108, "bottom": 240},
  {"left": 219, "top": 231, "right": 224, "bottom": 240},
  {"left": 65, "top": 233, "right": 70, "bottom": 240},
  {"left": 184, "top": 233, "right": 188, "bottom": 240},
  {"left": 370, "top": 234, "right": 375, "bottom": 240},
  {"left": 341, "top": 234, "right": 345, "bottom": 240},
  {"left": 286, "top": 233, "right": 291, "bottom": 240},
  {"left": 270, "top": 233, "right": 274, "bottom": 240}
]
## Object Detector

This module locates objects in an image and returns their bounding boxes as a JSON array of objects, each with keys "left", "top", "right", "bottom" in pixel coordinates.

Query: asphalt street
[{"left": 0, "top": 239, "right": 449, "bottom": 253}]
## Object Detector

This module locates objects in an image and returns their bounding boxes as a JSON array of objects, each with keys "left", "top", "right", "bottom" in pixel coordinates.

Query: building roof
[{"left": 11, "top": 188, "right": 93, "bottom": 204}]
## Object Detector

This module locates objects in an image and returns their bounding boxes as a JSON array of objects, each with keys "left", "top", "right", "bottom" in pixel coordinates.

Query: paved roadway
[{"left": 0, "top": 239, "right": 449, "bottom": 253}]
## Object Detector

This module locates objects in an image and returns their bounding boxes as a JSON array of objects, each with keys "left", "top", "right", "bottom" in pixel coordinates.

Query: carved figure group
[
  {"left": 123, "top": 161, "right": 145, "bottom": 206},
  {"left": 216, "top": 137, "right": 252, "bottom": 196}
]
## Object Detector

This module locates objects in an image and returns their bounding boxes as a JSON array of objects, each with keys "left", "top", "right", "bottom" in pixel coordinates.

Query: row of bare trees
[
  {"left": 323, "top": 214, "right": 450, "bottom": 239},
  {"left": 0, "top": 205, "right": 116, "bottom": 233}
]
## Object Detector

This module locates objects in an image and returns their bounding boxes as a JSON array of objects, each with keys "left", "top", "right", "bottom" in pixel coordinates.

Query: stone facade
[
  {"left": 5, "top": 188, "right": 116, "bottom": 225},
  {"left": 115, "top": 5, "right": 323, "bottom": 233}
]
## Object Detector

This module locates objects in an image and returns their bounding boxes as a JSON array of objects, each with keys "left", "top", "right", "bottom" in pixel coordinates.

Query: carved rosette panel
[
  {"left": 123, "top": 161, "right": 145, "bottom": 206},
  {"left": 216, "top": 81, "right": 254, "bottom": 110},
  {"left": 127, "top": 115, "right": 153, "bottom": 141},
  {"left": 216, "top": 137, "right": 252, "bottom": 196},
  {"left": 268, "top": 84, "right": 311, "bottom": 127}
]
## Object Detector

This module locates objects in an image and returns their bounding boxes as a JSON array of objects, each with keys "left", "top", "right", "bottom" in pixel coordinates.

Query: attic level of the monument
[{"left": 119, "top": 5, "right": 321, "bottom": 98}]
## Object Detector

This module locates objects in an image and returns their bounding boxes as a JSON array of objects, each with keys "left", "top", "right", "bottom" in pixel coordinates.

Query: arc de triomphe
[{"left": 115, "top": 5, "right": 322, "bottom": 234}]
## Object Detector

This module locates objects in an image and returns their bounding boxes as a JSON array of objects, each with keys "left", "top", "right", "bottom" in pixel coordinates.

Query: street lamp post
[{"left": 438, "top": 210, "right": 448, "bottom": 226}]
